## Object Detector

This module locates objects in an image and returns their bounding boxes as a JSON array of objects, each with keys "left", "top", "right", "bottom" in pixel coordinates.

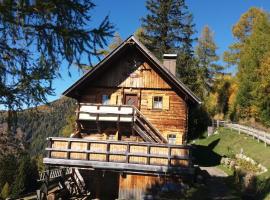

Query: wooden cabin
[{"left": 43, "top": 35, "right": 201, "bottom": 199}]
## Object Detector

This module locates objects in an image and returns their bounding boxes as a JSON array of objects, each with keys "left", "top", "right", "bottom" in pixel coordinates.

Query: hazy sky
[{"left": 50, "top": 0, "right": 270, "bottom": 102}]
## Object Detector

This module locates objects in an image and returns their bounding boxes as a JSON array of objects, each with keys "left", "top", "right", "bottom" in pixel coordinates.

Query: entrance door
[{"left": 124, "top": 94, "right": 138, "bottom": 107}]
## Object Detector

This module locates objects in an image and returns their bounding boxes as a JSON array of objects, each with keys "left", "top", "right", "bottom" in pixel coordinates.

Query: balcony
[
  {"left": 43, "top": 137, "right": 193, "bottom": 175},
  {"left": 78, "top": 104, "right": 135, "bottom": 122},
  {"left": 77, "top": 103, "right": 167, "bottom": 143}
]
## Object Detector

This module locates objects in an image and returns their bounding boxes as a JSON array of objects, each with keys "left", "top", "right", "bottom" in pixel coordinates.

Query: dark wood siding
[{"left": 91, "top": 50, "right": 171, "bottom": 89}]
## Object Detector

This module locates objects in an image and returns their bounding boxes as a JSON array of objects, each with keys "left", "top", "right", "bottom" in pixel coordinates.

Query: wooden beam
[
  {"left": 46, "top": 137, "right": 190, "bottom": 149},
  {"left": 46, "top": 148, "right": 189, "bottom": 160},
  {"left": 43, "top": 158, "right": 193, "bottom": 175}
]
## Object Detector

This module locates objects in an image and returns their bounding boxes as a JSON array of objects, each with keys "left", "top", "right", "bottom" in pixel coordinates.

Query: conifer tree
[
  {"left": 0, "top": 1, "right": 114, "bottom": 120},
  {"left": 195, "top": 26, "right": 221, "bottom": 98},
  {"left": 141, "top": 0, "right": 196, "bottom": 59},
  {"left": 141, "top": 0, "right": 198, "bottom": 93},
  {"left": 12, "top": 154, "right": 38, "bottom": 197},
  {"left": 176, "top": 13, "right": 198, "bottom": 92},
  {"left": 0, "top": 154, "right": 18, "bottom": 190}
]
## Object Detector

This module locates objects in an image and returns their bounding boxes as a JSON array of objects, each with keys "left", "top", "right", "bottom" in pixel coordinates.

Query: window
[
  {"left": 168, "top": 134, "right": 176, "bottom": 144},
  {"left": 102, "top": 95, "right": 110, "bottom": 105},
  {"left": 153, "top": 96, "right": 163, "bottom": 109},
  {"left": 108, "top": 135, "right": 115, "bottom": 140}
]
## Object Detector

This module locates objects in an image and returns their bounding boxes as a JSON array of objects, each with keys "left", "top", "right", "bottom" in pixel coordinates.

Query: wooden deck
[
  {"left": 77, "top": 103, "right": 167, "bottom": 143},
  {"left": 44, "top": 137, "right": 193, "bottom": 175}
]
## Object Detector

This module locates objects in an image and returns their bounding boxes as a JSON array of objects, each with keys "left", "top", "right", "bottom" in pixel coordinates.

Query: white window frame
[
  {"left": 167, "top": 134, "right": 176, "bottom": 144},
  {"left": 152, "top": 96, "right": 163, "bottom": 109},
  {"left": 108, "top": 134, "right": 115, "bottom": 140},
  {"left": 102, "top": 94, "right": 111, "bottom": 105}
]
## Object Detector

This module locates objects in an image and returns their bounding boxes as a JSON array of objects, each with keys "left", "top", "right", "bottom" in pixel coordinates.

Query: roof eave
[{"left": 63, "top": 35, "right": 202, "bottom": 105}]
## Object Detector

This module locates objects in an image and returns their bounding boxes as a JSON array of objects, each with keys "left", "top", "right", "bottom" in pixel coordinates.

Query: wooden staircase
[
  {"left": 38, "top": 167, "right": 88, "bottom": 199},
  {"left": 133, "top": 106, "right": 167, "bottom": 143}
]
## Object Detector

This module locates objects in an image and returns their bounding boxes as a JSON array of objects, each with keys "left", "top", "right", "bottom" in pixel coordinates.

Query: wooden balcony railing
[
  {"left": 77, "top": 103, "right": 167, "bottom": 143},
  {"left": 43, "top": 137, "right": 193, "bottom": 175},
  {"left": 77, "top": 103, "right": 135, "bottom": 122}
]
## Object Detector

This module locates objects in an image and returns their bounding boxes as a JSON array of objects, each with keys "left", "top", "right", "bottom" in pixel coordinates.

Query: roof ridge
[{"left": 62, "top": 35, "right": 201, "bottom": 104}]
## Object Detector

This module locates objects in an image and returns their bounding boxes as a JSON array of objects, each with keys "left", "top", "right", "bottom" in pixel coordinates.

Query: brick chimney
[{"left": 163, "top": 54, "right": 177, "bottom": 76}]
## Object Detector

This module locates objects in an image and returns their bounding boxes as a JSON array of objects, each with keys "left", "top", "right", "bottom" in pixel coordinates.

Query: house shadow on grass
[{"left": 192, "top": 138, "right": 222, "bottom": 167}]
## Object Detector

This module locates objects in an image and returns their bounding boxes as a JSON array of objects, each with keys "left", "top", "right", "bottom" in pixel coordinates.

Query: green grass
[
  {"left": 193, "top": 127, "right": 270, "bottom": 178},
  {"left": 192, "top": 127, "right": 270, "bottom": 199}
]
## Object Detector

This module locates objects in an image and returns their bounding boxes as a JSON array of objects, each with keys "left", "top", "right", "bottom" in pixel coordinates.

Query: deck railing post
[
  {"left": 67, "top": 141, "right": 71, "bottom": 159},
  {"left": 87, "top": 142, "right": 91, "bottom": 160},
  {"left": 147, "top": 145, "right": 150, "bottom": 165},
  {"left": 47, "top": 138, "right": 52, "bottom": 158},
  {"left": 168, "top": 145, "right": 171, "bottom": 166},
  {"left": 106, "top": 143, "right": 110, "bottom": 162},
  {"left": 126, "top": 143, "right": 130, "bottom": 163}
]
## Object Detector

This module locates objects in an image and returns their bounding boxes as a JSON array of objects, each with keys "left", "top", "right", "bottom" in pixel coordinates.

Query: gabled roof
[{"left": 63, "top": 35, "right": 201, "bottom": 104}]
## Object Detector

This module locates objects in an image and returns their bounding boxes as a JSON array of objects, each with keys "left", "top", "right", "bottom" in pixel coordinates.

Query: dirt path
[{"left": 200, "top": 167, "right": 239, "bottom": 200}]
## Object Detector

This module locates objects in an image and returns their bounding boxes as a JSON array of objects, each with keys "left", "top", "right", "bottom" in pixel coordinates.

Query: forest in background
[
  {"left": 0, "top": 97, "right": 76, "bottom": 198},
  {"left": 0, "top": 0, "right": 270, "bottom": 199}
]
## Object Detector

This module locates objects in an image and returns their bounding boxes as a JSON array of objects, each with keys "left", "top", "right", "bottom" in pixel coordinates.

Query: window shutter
[
  {"left": 116, "top": 95, "right": 122, "bottom": 105},
  {"left": 147, "top": 96, "right": 153, "bottom": 109},
  {"left": 110, "top": 93, "right": 117, "bottom": 105},
  {"left": 163, "top": 95, "right": 170, "bottom": 110}
]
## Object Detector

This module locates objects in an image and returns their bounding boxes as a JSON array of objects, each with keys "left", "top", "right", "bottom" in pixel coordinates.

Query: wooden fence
[
  {"left": 213, "top": 120, "right": 270, "bottom": 146},
  {"left": 43, "top": 137, "right": 193, "bottom": 175}
]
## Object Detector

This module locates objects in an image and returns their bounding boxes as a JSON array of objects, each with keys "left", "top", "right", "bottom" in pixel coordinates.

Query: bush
[
  {"left": 188, "top": 106, "right": 211, "bottom": 140},
  {"left": 1, "top": 182, "right": 10, "bottom": 199}
]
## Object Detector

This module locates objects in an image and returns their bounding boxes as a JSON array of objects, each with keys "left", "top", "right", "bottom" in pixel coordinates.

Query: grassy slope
[
  {"left": 192, "top": 127, "right": 270, "bottom": 199},
  {"left": 193, "top": 127, "right": 270, "bottom": 177}
]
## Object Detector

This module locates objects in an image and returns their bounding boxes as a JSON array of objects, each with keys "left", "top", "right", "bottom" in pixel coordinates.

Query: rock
[
  {"left": 243, "top": 173, "right": 256, "bottom": 192},
  {"left": 224, "top": 158, "right": 231, "bottom": 166},
  {"left": 220, "top": 157, "right": 226, "bottom": 165},
  {"left": 229, "top": 160, "right": 236, "bottom": 169}
]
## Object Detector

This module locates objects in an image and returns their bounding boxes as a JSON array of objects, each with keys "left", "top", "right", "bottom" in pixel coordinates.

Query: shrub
[{"left": 1, "top": 182, "right": 10, "bottom": 199}]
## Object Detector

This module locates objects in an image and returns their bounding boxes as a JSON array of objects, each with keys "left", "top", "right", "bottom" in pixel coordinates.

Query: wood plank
[
  {"left": 47, "top": 137, "right": 190, "bottom": 148},
  {"left": 43, "top": 158, "right": 193, "bottom": 175}
]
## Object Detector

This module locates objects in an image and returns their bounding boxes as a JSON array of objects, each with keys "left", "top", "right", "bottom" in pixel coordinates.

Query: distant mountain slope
[
  {"left": 0, "top": 97, "right": 76, "bottom": 156},
  {"left": 0, "top": 123, "right": 25, "bottom": 157},
  {"left": 19, "top": 97, "right": 76, "bottom": 155}
]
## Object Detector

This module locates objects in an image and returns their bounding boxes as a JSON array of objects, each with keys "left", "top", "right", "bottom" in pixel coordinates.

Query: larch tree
[
  {"left": 0, "top": 0, "right": 114, "bottom": 131},
  {"left": 134, "top": 27, "right": 150, "bottom": 46},
  {"left": 224, "top": 7, "right": 270, "bottom": 125},
  {"left": 100, "top": 32, "right": 123, "bottom": 56},
  {"left": 195, "top": 26, "right": 221, "bottom": 98}
]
